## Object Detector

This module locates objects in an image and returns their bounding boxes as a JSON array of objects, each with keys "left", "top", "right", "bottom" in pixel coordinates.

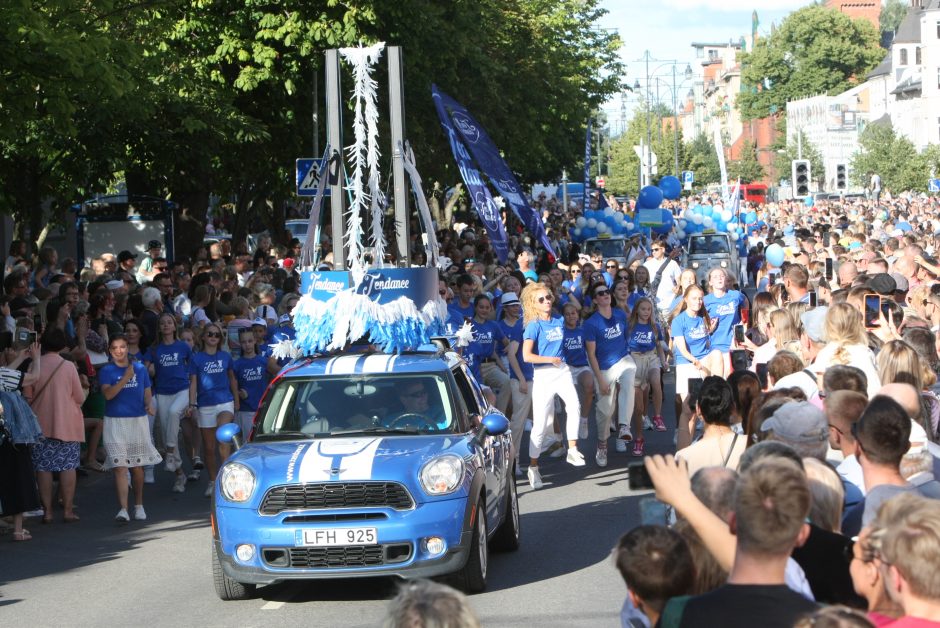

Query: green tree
[
  {"left": 850, "top": 122, "right": 921, "bottom": 192},
  {"left": 728, "top": 140, "right": 765, "bottom": 183},
  {"left": 738, "top": 5, "right": 883, "bottom": 120},
  {"left": 881, "top": 0, "right": 908, "bottom": 38},
  {"left": 605, "top": 103, "right": 683, "bottom": 197},
  {"left": 683, "top": 133, "right": 722, "bottom": 187}
]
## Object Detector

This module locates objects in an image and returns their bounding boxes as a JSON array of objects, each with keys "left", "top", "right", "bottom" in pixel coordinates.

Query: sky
[{"left": 597, "top": 0, "right": 819, "bottom": 126}]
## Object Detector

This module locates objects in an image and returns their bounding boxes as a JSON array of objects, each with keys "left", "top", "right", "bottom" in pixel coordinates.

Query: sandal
[
  {"left": 12, "top": 530, "right": 31, "bottom": 541},
  {"left": 85, "top": 460, "right": 106, "bottom": 473}
]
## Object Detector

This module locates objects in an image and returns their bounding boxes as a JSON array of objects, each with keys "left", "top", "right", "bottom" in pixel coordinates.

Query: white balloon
[
  {"left": 587, "top": 218, "right": 597, "bottom": 228},
  {"left": 703, "top": 216, "right": 714, "bottom": 228},
  {"left": 573, "top": 228, "right": 582, "bottom": 237},
  {"left": 576, "top": 216, "right": 587, "bottom": 228},
  {"left": 683, "top": 208, "right": 694, "bottom": 220},
  {"left": 730, "top": 231, "right": 739, "bottom": 241},
  {"left": 615, "top": 212, "right": 626, "bottom": 223},
  {"left": 691, "top": 214, "right": 703, "bottom": 225},
  {"left": 721, "top": 210, "right": 733, "bottom": 222},
  {"left": 625, "top": 222, "right": 634, "bottom": 230},
  {"left": 678, "top": 219, "right": 688, "bottom": 230},
  {"left": 676, "top": 229, "right": 686, "bottom": 240},
  {"left": 604, "top": 207, "right": 615, "bottom": 217},
  {"left": 597, "top": 222, "right": 608, "bottom": 233}
]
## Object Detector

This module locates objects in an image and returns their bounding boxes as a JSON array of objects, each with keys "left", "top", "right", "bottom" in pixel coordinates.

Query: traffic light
[
  {"left": 792, "top": 159, "right": 810, "bottom": 197},
  {"left": 835, "top": 163, "right": 847, "bottom": 190}
]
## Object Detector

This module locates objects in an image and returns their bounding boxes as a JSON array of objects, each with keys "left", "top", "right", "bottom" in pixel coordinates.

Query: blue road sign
[
  {"left": 296, "top": 158, "right": 330, "bottom": 197},
  {"left": 682, "top": 170, "right": 694, "bottom": 184},
  {"left": 929, "top": 178, "right": 940, "bottom": 193}
]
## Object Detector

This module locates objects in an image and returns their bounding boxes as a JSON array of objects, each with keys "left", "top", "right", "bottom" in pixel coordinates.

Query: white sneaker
[
  {"left": 618, "top": 424, "right": 634, "bottom": 442},
  {"left": 144, "top": 466, "right": 155, "bottom": 484},
  {"left": 134, "top": 505, "right": 147, "bottom": 521},
  {"left": 165, "top": 452, "right": 180, "bottom": 473},
  {"left": 615, "top": 439, "right": 627, "bottom": 453},
  {"left": 187, "top": 469, "right": 201, "bottom": 482},
  {"left": 595, "top": 448, "right": 608, "bottom": 467},
  {"left": 23, "top": 509, "right": 44, "bottom": 518},
  {"left": 527, "top": 466, "right": 543, "bottom": 489},
  {"left": 172, "top": 474, "right": 187, "bottom": 493},
  {"left": 204, "top": 483, "right": 214, "bottom": 498},
  {"left": 566, "top": 448, "right": 586, "bottom": 467},
  {"left": 115, "top": 508, "right": 130, "bottom": 523},
  {"left": 578, "top": 417, "right": 589, "bottom": 440},
  {"left": 643, "top": 415, "right": 653, "bottom": 431}
]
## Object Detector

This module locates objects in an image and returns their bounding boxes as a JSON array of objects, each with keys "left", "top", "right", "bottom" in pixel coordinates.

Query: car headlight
[
  {"left": 419, "top": 455, "right": 465, "bottom": 495},
  {"left": 720, "top": 260, "right": 728, "bottom": 267},
  {"left": 219, "top": 463, "right": 256, "bottom": 502},
  {"left": 691, "top": 261, "right": 699, "bottom": 268}
]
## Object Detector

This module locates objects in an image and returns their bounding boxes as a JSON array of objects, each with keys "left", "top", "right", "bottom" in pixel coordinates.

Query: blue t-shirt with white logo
[
  {"left": 583, "top": 309, "right": 628, "bottom": 370},
  {"left": 500, "top": 318, "right": 533, "bottom": 381},
  {"left": 233, "top": 354, "right": 270, "bottom": 412},
  {"left": 466, "top": 320, "right": 504, "bottom": 380},
  {"left": 671, "top": 310, "right": 712, "bottom": 364},
  {"left": 100, "top": 361, "right": 152, "bottom": 418},
  {"left": 627, "top": 322, "right": 661, "bottom": 353},
  {"left": 523, "top": 316, "right": 566, "bottom": 362},
  {"left": 704, "top": 290, "right": 746, "bottom": 352},
  {"left": 147, "top": 340, "right": 193, "bottom": 395},
  {"left": 562, "top": 326, "right": 588, "bottom": 367},
  {"left": 189, "top": 351, "right": 235, "bottom": 406},
  {"left": 627, "top": 289, "right": 652, "bottom": 311}
]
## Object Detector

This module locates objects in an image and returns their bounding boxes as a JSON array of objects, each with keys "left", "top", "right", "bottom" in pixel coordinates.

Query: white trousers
[
  {"left": 481, "top": 361, "right": 511, "bottom": 415},
  {"left": 509, "top": 378, "right": 532, "bottom": 463},
  {"left": 530, "top": 364, "right": 581, "bottom": 460},
  {"left": 595, "top": 355, "right": 637, "bottom": 437},
  {"left": 155, "top": 389, "right": 189, "bottom": 450}
]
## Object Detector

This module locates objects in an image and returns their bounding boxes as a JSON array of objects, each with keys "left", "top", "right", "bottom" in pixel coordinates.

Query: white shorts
[
  {"left": 674, "top": 362, "right": 708, "bottom": 397},
  {"left": 197, "top": 401, "right": 235, "bottom": 429},
  {"left": 569, "top": 365, "right": 592, "bottom": 380},
  {"left": 631, "top": 351, "right": 663, "bottom": 386}
]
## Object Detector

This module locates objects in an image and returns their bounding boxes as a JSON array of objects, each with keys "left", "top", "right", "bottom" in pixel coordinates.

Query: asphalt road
[{"left": 1, "top": 375, "right": 678, "bottom": 628}]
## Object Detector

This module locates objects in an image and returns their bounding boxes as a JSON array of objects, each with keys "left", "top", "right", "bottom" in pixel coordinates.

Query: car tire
[
  {"left": 490, "top": 469, "right": 520, "bottom": 552},
  {"left": 212, "top": 542, "right": 257, "bottom": 601},
  {"left": 453, "top": 502, "right": 488, "bottom": 594}
]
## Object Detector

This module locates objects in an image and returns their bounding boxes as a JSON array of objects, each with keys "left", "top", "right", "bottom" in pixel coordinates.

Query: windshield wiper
[
  {"left": 253, "top": 431, "right": 317, "bottom": 440},
  {"left": 329, "top": 427, "right": 423, "bottom": 436}
]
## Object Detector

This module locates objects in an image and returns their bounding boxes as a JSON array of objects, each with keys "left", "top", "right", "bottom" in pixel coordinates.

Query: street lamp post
[{"left": 634, "top": 52, "right": 693, "bottom": 186}]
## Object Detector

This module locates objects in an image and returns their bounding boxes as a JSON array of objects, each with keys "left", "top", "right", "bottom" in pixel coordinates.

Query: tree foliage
[
  {"left": 683, "top": 133, "right": 722, "bottom": 188},
  {"left": 728, "top": 139, "right": 765, "bottom": 184},
  {"left": 606, "top": 104, "right": 684, "bottom": 197},
  {"left": 738, "top": 5, "right": 883, "bottom": 120},
  {"left": 850, "top": 122, "right": 921, "bottom": 192},
  {"left": 881, "top": 0, "right": 908, "bottom": 37}
]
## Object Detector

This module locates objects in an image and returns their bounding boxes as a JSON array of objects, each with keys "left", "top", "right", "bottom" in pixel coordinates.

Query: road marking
[{"left": 261, "top": 600, "right": 286, "bottom": 611}]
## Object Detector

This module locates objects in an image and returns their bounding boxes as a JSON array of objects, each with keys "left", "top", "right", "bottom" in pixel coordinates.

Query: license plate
[{"left": 301, "top": 527, "right": 378, "bottom": 546}]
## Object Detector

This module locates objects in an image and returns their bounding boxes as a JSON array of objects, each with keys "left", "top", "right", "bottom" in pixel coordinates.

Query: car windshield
[
  {"left": 689, "top": 235, "right": 730, "bottom": 255},
  {"left": 286, "top": 222, "right": 308, "bottom": 238},
  {"left": 585, "top": 238, "right": 626, "bottom": 259},
  {"left": 254, "top": 373, "right": 456, "bottom": 439}
]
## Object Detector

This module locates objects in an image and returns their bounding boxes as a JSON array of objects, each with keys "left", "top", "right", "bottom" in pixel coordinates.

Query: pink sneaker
[
  {"left": 632, "top": 438, "right": 645, "bottom": 457},
  {"left": 652, "top": 415, "right": 667, "bottom": 432}
]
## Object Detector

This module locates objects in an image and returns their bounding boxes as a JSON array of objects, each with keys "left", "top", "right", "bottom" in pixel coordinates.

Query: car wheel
[
  {"left": 453, "top": 502, "right": 488, "bottom": 593},
  {"left": 212, "top": 542, "right": 257, "bottom": 601},
  {"left": 491, "top": 469, "right": 520, "bottom": 551}
]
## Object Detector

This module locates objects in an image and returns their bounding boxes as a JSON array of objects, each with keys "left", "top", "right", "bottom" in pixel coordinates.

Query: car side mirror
[{"left": 216, "top": 423, "right": 242, "bottom": 450}]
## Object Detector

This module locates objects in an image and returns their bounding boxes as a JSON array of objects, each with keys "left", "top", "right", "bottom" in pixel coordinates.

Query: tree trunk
[{"left": 174, "top": 188, "right": 210, "bottom": 262}]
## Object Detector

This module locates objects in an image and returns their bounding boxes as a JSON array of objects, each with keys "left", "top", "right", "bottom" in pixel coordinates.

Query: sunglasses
[
  {"left": 537, "top": 294, "right": 554, "bottom": 304},
  {"left": 204, "top": 331, "right": 221, "bottom": 338},
  {"left": 594, "top": 290, "right": 610, "bottom": 298},
  {"left": 606, "top": 264, "right": 618, "bottom": 269},
  {"left": 570, "top": 270, "right": 582, "bottom": 274}
]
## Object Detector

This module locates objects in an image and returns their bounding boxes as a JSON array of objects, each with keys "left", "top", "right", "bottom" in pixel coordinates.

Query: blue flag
[
  {"left": 582, "top": 120, "right": 592, "bottom": 212},
  {"left": 597, "top": 191, "right": 610, "bottom": 210},
  {"left": 432, "top": 87, "right": 510, "bottom": 263},
  {"left": 432, "top": 86, "right": 555, "bottom": 257}
]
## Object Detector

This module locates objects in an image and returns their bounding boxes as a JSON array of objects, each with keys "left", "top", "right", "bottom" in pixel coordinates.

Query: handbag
[{"left": 722, "top": 432, "right": 739, "bottom": 468}]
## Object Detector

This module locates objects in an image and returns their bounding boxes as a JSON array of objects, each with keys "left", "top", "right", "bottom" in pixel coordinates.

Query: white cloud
[{"left": 661, "top": 0, "right": 809, "bottom": 10}]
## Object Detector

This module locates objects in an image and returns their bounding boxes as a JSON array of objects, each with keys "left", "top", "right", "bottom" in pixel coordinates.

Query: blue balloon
[
  {"left": 804, "top": 196, "right": 814, "bottom": 207},
  {"left": 658, "top": 175, "right": 682, "bottom": 200},
  {"left": 765, "top": 243, "right": 785, "bottom": 268},
  {"left": 691, "top": 204, "right": 703, "bottom": 215},
  {"left": 637, "top": 185, "right": 664, "bottom": 210},
  {"left": 702, "top": 205, "right": 713, "bottom": 217},
  {"left": 745, "top": 211, "right": 758, "bottom": 224},
  {"left": 582, "top": 227, "right": 597, "bottom": 239}
]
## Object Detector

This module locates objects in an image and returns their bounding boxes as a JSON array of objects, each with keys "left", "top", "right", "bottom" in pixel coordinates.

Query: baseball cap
[
  {"left": 760, "top": 401, "right": 828, "bottom": 444},
  {"left": 251, "top": 317, "right": 268, "bottom": 328},
  {"left": 500, "top": 292, "right": 520, "bottom": 307},
  {"left": 278, "top": 314, "right": 292, "bottom": 324},
  {"left": 868, "top": 273, "right": 896, "bottom": 296},
  {"left": 9, "top": 296, "right": 38, "bottom": 312},
  {"left": 105, "top": 279, "right": 124, "bottom": 291},
  {"left": 800, "top": 306, "right": 828, "bottom": 343},
  {"left": 117, "top": 250, "right": 137, "bottom": 263},
  {"left": 147, "top": 240, "right": 162, "bottom": 250}
]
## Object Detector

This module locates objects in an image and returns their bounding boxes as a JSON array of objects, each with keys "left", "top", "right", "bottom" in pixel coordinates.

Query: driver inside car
[{"left": 386, "top": 380, "right": 448, "bottom": 430}]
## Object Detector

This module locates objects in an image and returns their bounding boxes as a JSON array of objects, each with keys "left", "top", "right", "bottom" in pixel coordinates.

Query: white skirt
[{"left": 103, "top": 415, "right": 163, "bottom": 469}]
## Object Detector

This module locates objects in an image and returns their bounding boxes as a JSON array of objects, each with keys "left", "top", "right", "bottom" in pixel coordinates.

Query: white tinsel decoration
[
  {"left": 400, "top": 140, "right": 440, "bottom": 267},
  {"left": 269, "top": 338, "right": 302, "bottom": 361},
  {"left": 454, "top": 321, "right": 474, "bottom": 348},
  {"left": 339, "top": 42, "right": 385, "bottom": 277}
]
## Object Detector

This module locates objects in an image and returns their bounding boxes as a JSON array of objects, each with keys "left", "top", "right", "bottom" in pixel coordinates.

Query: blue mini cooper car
[{"left": 210, "top": 346, "right": 520, "bottom": 600}]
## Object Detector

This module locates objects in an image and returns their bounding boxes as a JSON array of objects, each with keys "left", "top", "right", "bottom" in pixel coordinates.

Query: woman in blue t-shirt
[
  {"left": 626, "top": 297, "right": 669, "bottom": 456},
  {"left": 146, "top": 313, "right": 192, "bottom": 493},
  {"left": 521, "top": 282, "right": 583, "bottom": 489},
  {"left": 186, "top": 322, "right": 238, "bottom": 497},
  {"left": 499, "top": 292, "right": 530, "bottom": 476},
  {"left": 100, "top": 334, "right": 161, "bottom": 523},
  {"left": 466, "top": 295, "right": 510, "bottom": 414},
  {"left": 233, "top": 328, "right": 271, "bottom": 439},
  {"left": 562, "top": 302, "right": 594, "bottom": 445},
  {"left": 627, "top": 266, "right": 654, "bottom": 311},
  {"left": 703, "top": 267, "right": 749, "bottom": 378},
  {"left": 669, "top": 285, "right": 722, "bottom": 450}
]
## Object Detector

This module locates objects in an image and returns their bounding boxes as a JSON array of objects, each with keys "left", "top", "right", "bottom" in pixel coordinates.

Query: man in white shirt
[{"left": 642, "top": 242, "right": 682, "bottom": 317}]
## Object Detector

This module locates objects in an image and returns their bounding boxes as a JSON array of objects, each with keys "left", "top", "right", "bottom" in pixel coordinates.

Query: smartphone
[
  {"left": 823, "top": 232, "right": 831, "bottom": 248},
  {"left": 628, "top": 461, "right": 654, "bottom": 490},
  {"left": 0, "top": 331, "right": 12, "bottom": 351},
  {"left": 16, "top": 328, "right": 36, "bottom": 348},
  {"left": 733, "top": 323, "right": 746, "bottom": 344},
  {"left": 688, "top": 377, "right": 704, "bottom": 409},
  {"left": 808, "top": 291, "right": 818, "bottom": 307},
  {"left": 825, "top": 258, "right": 834, "bottom": 280},
  {"left": 756, "top": 363, "right": 769, "bottom": 389},
  {"left": 33, "top": 314, "right": 43, "bottom": 333},
  {"left": 864, "top": 294, "right": 882, "bottom": 328},
  {"left": 731, "top": 349, "right": 749, "bottom": 372}
]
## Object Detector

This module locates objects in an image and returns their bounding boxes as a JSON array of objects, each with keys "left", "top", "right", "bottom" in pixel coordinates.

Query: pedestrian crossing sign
[{"left": 296, "top": 158, "right": 330, "bottom": 197}]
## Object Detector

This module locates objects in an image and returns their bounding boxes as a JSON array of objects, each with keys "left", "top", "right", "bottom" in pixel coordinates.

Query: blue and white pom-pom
[
  {"left": 454, "top": 321, "right": 474, "bottom": 348},
  {"left": 269, "top": 338, "right": 303, "bottom": 361}
]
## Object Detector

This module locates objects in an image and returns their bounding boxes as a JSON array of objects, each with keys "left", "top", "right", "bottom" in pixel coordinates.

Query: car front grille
[
  {"left": 260, "top": 482, "right": 414, "bottom": 515},
  {"left": 280, "top": 543, "right": 412, "bottom": 568}
]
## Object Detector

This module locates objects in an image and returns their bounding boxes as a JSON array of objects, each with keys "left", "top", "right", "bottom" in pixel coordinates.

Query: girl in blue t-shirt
[
  {"left": 146, "top": 313, "right": 193, "bottom": 492},
  {"left": 521, "top": 282, "right": 583, "bottom": 489},
  {"left": 562, "top": 303, "right": 594, "bottom": 447},
  {"left": 626, "top": 297, "right": 669, "bottom": 455},
  {"left": 123, "top": 319, "right": 146, "bottom": 363},
  {"left": 466, "top": 295, "right": 510, "bottom": 414},
  {"left": 627, "top": 266, "right": 654, "bottom": 311},
  {"left": 100, "top": 334, "right": 161, "bottom": 523},
  {"left": 703, "top": 267, "right": 749, "bottom": 378},
  {"left": 670, "top": 285, "right": 722, "bottom": 450},
  {"left": 233, "top": 328, "right": 271, "bottom": 438},
  {"left": 499, "top": 293, "right": 530, "bottom": 475},
  {"left": 187, "top": 322, "right": 238, "bottom": 496}
]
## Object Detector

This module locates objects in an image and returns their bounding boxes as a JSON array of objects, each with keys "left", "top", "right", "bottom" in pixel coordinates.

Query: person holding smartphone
[{"left": 704, "top": 268, "right": 749, "bottom": 378}]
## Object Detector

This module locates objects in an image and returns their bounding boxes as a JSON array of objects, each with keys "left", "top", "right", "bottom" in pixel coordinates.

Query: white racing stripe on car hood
[{"left": 296, "top": 438, "right": 383, "bottom": 482}]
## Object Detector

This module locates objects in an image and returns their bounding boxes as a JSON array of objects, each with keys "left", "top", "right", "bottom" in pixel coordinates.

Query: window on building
[
  {"left": 708, "top": 49, "right": 718, "bottom": 61},
  {"left": 917, "top": 47, "right": 922, "bottom": 65},
  {"left": 936, "top": 21, "right": 940, "bottom": 38},
  {"left": 900, "top": 48, "right": 908, "bottom": 66},
  {"left": 696, "top": 47, "right": 703, "bottom": 58}
]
